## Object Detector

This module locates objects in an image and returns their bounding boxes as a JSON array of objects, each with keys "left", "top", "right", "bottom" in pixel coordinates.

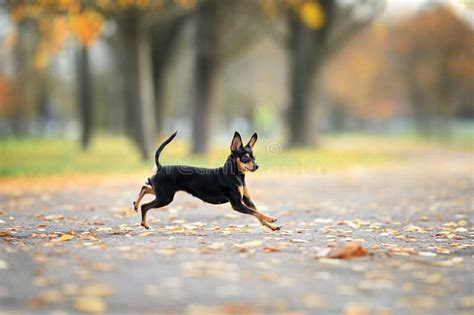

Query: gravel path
[{"left": 0, "top": 154, "right": 473, "bottom": 314}]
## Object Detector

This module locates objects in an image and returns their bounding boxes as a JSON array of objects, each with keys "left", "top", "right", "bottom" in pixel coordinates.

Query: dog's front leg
[
  {"left": 242, "top": 186, "right": 277, "bottom": 223},
  {"left": 229, "top": 194, "right": 280, "bottom": 231}
]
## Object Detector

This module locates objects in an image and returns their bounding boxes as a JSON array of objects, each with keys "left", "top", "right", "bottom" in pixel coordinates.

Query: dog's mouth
[{"left": 245, "top": 164, "right": 258, "bottom": 172}]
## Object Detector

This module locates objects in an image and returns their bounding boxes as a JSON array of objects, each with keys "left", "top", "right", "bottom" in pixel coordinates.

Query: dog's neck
[{"left": 223, "top": 155, "right": 245, "bottom": 179}]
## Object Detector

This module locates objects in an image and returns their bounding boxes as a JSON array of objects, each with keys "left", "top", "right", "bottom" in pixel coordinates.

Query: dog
[{"left": 133, "top": 131, "right": 281, "bottom": 231}]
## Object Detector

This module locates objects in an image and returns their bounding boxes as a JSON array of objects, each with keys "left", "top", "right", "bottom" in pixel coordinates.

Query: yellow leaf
[
  {"left": 159, "top": 248, "right": 176, "bottom": 256},
  {"left": 0, "top": 259, "right": 8, "bottom": 269},
  {"left": 74, "top": 296, "right": 107, "bottom": 313},
  {"left": 38, "top": 289, "right": 64, "bottom": 304},
  {"left": 59, "top": 234, "right": 74, "bottom": 241},
  {"left": 234, "top": 240, "right": 262, "bottom": 249},
  {"left": 80, "top": 283, "right": 114, "bottom": 297},
  {"left": 299, "top": 1, "right": 325, "bottom": 30},
  {"left": 138, "top": 232, "right": 154, "bottom": 237},
  {"left": 44, "top": 214, "right": 64, "bottom": 221}
]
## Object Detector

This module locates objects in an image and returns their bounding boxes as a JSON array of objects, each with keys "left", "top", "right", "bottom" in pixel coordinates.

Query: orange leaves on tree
[
  {"left": 259, "top": 0, "right": 278, "bottom": 18},
  {"left": 51, "top": 17, "right": 69, "bottom": 53},
  {"left": 299, "top": 1, "right": 325, "bottom": 29},
  {"left": 3, "top": 33, "right": 17, "bottom": 53},
  {"left": 34, "top": 40, "right": 50, "bottom": 70},
  {"left": 9, "top": 1, "right": 104, "bottom": 69},
  {"left": 174, "top": 0, "right": 197, "bottom": 10},
  {"left": 117, "top": 0, "right": 151, "bottom": 9},
  {"left": 69, "top": 10, "right": 104, "bottom": 47},
  {"left": 287, "top": 0, "right": 325, "bottom": 29},
  {"left": 31, "top": 16, "right": 71, "bottom": 69}
]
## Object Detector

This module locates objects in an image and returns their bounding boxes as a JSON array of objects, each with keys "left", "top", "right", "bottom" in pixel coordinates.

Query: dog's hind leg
[
  {"left": 141, "top": 194, "right": 174, "bottom": 229},
  {"left": 133, "top": 186, "right": 155, "bottom": 212}
]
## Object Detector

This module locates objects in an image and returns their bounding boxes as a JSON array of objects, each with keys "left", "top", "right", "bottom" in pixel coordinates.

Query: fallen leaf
[
  {"left": 44, "top": 215, "right": 64, "bottom": 221},
  {"left": 59, "top": 234, "right": 74, "bottom": 241},
  {"left": 418, "top": 251, "right": 436, "bottom": 257},
  {"left": 344, "top": 304, "right": 368, "bottom": 315},
  {"left": 92, "top": 263, "right": 114, "bottom": 272},
  {"left": 0, "top": 231, "right": 12, "bottom": 237},
  {"left": 0, "top": 260, "right": 8, "bottom": 269},
  {"left": 234, "top": 240, "right": 262, "bottom": 249},
  {"left": 80, "top": 283, "right": 114, "bottom": 297},
  {"left": 327, "top": 242, "right": 369, "bottom": 259},
  {"left": 302, "top": 294, "right": 326, "bottom": 309},
  {"left": 138, "top": 232, "right": 154, "bottom": 237},
  {"left": 291, "top": 239, "right": 308, "bottom": 244},
  {"left": 461, "top": 295, "right": 474, "bottom": 308},
  {"left": 263, "top": 246, "right": 281, "bottom": 253},
  {"left": 207, "top": 242, "right": 224, "bottom": 250},
  {"left": 186, "top": 304, "right": 222, "bottom": 315},
  {"left": 74, "top": 296, "right": 107, "bottom": 313},
  {"left": 431, "top": 257, "right": 463, "bottom": 267},
  {"left": 159, "top": 248, "right": 176, "bottom": 256},
  {"left": 38, "top": 289, "right": 64, "bottom": 304}
]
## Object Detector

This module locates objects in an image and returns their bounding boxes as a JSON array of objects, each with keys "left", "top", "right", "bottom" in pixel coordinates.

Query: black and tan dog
[{"left": 133, "top": 131, "right": 281, "bottom": 231}]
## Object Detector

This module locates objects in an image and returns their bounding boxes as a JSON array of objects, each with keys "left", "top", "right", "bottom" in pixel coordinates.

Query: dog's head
[{"left": 230, "top": 131, "right": 258, "bottom": 173}]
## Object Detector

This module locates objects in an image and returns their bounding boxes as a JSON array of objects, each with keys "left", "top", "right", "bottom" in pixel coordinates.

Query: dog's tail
[{"left": 155, "top": 131, "right": 177, "bottom": 170}]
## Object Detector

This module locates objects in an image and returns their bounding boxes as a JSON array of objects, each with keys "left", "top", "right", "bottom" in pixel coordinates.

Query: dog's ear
[
  {"left": 246, "top": 132, "right": 258, "bottom": 148},
  {"left": 230, "top": 131, "right": 243, "bottom": 152}
]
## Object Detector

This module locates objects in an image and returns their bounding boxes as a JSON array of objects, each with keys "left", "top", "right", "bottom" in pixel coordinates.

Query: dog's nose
[{"left": 255, "top": 164, "right": 259, "bottom": 170}]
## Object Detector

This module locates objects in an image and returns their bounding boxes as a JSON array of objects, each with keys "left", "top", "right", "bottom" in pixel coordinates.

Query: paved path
[{"left": 0, "top": 154, "right": 473, "bottom": 314}]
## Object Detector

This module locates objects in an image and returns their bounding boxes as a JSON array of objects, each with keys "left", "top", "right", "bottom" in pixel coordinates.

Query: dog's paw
[
  {"left": 269, "top": 217, "right": 278, "bottom": 223},
  {"left": 141, "top": 222, "right": 150, "bottom": 229},
  {"left": 272, "top": 225, "right": 282, "bottom": 231},
  {"left": 133, "top": 201, "right": 138, "bottom": 212},
  {"left": 264, "top": 222, "right": 281, "bottom": 231}
]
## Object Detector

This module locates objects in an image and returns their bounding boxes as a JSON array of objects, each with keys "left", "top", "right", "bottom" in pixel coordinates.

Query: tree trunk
[
  {"left": 119, "top": 12, "right": 157, "bottom": 160},
  {"left": 287, "top": 16, "right": 318, "bottom": 147},
  {"left": 151, "top": 16, "right": 186, "bottom": 136},
  {"left": 286, "top": 0, "right": 335, "bottom": 147},
  {"left": 192, "top": 1, "right": 218, "bottom": 155},
  {"left": 10, "top": 21, "right": 30, "bottom": 136},
  {"left": 77, "top": 46, "right": 93, "bottom": 149}
]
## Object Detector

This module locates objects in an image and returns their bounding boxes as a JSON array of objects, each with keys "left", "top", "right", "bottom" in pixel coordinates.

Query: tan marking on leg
[
  {"left": 254, "top": 212, "right": 280, "bottom": 231},
  {"left": 243, "top": 185, "right": 250, "bottom": 198},
  {"left": 141, "top": 221, "right": 150, "bottom": 229},
  {"left": 134, "top": 186, "right": 155, "bottom": 212}
]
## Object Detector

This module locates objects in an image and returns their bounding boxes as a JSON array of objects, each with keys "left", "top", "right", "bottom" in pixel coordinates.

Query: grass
[{"left": 0, "top": 133, "right": 471, "bottom": 177}]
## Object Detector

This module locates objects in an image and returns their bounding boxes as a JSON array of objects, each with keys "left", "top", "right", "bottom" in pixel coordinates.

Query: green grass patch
[{"left": 1, "top": 133, "right": 469, "bottom": 177}]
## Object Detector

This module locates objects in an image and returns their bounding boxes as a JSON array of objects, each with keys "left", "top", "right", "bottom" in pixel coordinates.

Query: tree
[
  {"left": 6, "top": 1, "right": 103, "bottom": 146},
  {"left": 6, "top": 0, "right": 195, "bottom": 158},
  {"left": 191, "top": 0, "right": 266, "bottom": 154},
  {"left": 392, "top": 4, "right": 474, "bottom": 135},
  {"left": 151, "top": 15, "right": 187, "bottom": 136},
  {"left": 97, "top": 0, "right": 194, "bottom": 159},
  {"left": 191, "top": 0, "right": 218, "bottom": 155},
  {"left": 70, "top": 9, "right": 104, "bottom": 149},
  {"left": 283, "top": 0, "right": 384, "bottom": 146},
  {"left": 76, "top": 45, "right": 93, "bottom": 149},
  {"left": 323, "top": 23, "right": 401, "bottom": 128}
]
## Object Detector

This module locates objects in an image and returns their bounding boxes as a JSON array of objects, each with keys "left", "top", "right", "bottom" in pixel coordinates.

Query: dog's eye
[{"left": 241, "top": 155, "right": 249, "bottom": 163}]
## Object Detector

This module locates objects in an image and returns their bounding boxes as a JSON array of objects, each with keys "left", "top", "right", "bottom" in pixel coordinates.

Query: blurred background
[{"left": 0, "top": 0, "right": 472, "bottom": 177}]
